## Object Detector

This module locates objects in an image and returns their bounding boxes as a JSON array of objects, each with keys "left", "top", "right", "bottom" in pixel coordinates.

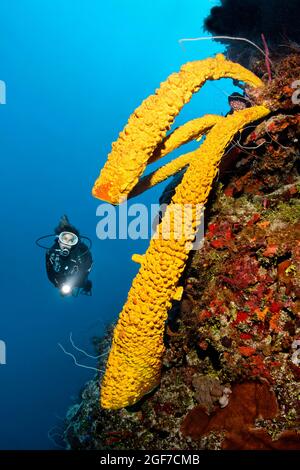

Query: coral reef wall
[{"left": 204, "top": 0, "right": 300, "bottom": 67}]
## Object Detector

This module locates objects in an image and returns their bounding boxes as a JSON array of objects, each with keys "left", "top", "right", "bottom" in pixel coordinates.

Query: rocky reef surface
[{"left": 63, "top": 54, "right": 300, "bottom": 450}]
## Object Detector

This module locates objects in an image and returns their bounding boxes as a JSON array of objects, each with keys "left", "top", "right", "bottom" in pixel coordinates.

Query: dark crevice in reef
[{"left": 63, "top": 53, "right": 300, "bottom": 450}]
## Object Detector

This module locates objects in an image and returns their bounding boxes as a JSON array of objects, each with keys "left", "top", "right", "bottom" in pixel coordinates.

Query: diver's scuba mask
[{"left": 58, "top": 231, "right": 78, "bottom": 256}]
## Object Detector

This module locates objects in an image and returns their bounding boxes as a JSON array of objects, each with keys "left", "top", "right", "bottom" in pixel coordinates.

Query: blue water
[{"left": 0, "top": 0, "right": 236, "bottom": 449}]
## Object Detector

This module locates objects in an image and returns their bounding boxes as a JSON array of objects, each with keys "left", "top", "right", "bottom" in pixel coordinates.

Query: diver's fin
[
  {"left": 54, "top": 215, "right": 79, "bottom": 236},
  {"left": 55, "top": 215, "right": 69, "bottom": 234},
  {"left": 60, "top": 214, "right": 70, "bottom": 226}
]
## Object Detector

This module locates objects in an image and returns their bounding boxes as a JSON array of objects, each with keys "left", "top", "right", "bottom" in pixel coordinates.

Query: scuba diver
[
  {"left": 36, "top": 215, "right": 93, "bottom": 297},
  {"left": 227, "top": 91, "right": 251, "bottom": 114}
]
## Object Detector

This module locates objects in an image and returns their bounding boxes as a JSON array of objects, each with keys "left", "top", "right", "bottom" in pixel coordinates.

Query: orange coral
[{"left": 181, "top": 382, "right": 300, "bottom": 449}]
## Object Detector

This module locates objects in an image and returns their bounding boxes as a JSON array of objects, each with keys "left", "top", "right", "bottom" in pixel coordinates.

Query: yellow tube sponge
[
  {"left": 149, "top": 114, "right": 223, "bottom": 163},
  {"left": 100, "top": 105, "right": 270, "bottom": 409},
  {"left": 172, "top": 107, "right": 269, "bottom": 206},
  {"left": 129, "top": 116, "right": 225, "bottom": 198},
  {"left": 128, "top": 151, "right": 193, "bottom": 198},
  {"left": 92, "top": 54, "right": 263, "bottom": 204}
]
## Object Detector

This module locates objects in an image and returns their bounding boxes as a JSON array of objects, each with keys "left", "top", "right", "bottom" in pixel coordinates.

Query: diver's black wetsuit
[{"left": 46, "top": 240, "right": 92, "bottom": 290}]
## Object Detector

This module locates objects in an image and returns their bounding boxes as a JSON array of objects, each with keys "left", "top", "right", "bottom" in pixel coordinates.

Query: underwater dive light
[{"left": 61, "top": 284, "right": 72, "bottom": 295}]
